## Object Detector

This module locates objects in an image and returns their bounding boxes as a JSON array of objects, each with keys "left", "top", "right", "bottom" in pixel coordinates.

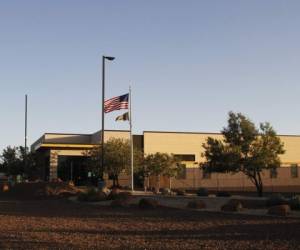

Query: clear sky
[{"left": 0, "top": 0, "right": 300, "bottom": 151}]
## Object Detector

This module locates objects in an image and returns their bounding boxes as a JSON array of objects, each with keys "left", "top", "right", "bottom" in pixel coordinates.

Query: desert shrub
[
  {"left": 196, "top": 188, "right": 208, "bottom": 197},
  {"left": 187, "top": 200, "right": 206, "bottom": 209},
  {"left": 114, "top": 192, "right": 132, "bottom": 201},
  {"left": 106, "top": 188, "right": 120, "bottom": 200},
  {"left": 289, "top": 195, "right": 300, "bottom": 210},
  {"left": 266, "top": 194, "right": 288, "bottom": 207},
  {"left": 216, "top": 191, "right": 231, "bottom": 197},
  {"left": 139, "top": 198, "right": 159, "bottom": 209},
  {"left": 77, "top": 188, "right": 107, "bottom": 202},
  {"left": 221, "top": 200, "right": 243, "bottom": 212},
  {"left": 160, "top": 188, "right": 171, "bottom": 195},
  {"left": 175, "top": 189, "right": 186, "bottom": 196},
  {"left": 229, "top": 199, "right": 266, "bottom": 209},
  {"left": 268, "top": 204, "right": 291, "bottom": 216}
]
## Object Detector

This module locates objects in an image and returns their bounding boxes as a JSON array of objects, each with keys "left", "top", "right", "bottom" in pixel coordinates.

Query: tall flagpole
[
  {"left": 25, "top": 94, "right": 28, "bottom": 167},
  {"left": 129, "top": 86, "right": 134, "bottom": 192}
]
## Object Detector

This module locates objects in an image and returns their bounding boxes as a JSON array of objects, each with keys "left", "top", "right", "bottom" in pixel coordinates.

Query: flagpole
[{"left": 129, "top": 86, "right": 134, "bottom": 192}]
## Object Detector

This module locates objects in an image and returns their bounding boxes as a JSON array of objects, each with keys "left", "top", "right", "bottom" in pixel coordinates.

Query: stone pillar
[{"left": 49, "top": 150, "right": 58, "bottom": 180}]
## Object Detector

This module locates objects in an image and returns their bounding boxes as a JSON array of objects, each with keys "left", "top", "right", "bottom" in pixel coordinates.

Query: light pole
[
  {"left": 101, "top": 55, "right": 115, "bottom": 181},
  {"left": 24, "top": 94, "right": 28, "bottom": 171}
]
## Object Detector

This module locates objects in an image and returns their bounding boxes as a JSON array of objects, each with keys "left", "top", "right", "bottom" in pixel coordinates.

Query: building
[{"left": 31, "top": 130, "right": 300, "bottom": 192}]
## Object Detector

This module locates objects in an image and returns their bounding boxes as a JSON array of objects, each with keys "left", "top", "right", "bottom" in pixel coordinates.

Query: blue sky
[{"left": 0, "top": 0, "right": 300, "bottom": 150}]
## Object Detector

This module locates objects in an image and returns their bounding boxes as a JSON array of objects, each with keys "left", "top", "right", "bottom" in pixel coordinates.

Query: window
[
  {"left": 270, "top": 168, "right": 277, "bottom": 179},
  {"left": 176, "top": 164, "right": 186, "bottom": 179},
  {"left": 291, "top": 164, "right": 298, "bottom": 178},
  {"left": 174, "top": 154, "right": 195, "bottom": 162},
  {"left": 202, "top": 171, "right": 211, "bottom": 179}
]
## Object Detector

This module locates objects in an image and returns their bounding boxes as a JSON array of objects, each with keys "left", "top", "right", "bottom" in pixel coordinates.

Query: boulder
[
  {"left": 187, "top": 200, "right": 206, "bottom": 209},
  {"left": 139, "top": 198, "right": 159, "bottom": 209},
  {"left": 268, "top": 205, "right": 291, "bottom": 216},
  {"left": 221, "top": 200, "right": 243, "bottom": 212},
  {"left": 110, "top": 199, "right": 129, "bottom": 208}
]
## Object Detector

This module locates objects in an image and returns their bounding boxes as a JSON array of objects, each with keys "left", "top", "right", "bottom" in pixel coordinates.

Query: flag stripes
[{"left": 104, "top": 93, "right": 129, "bottom": 113}]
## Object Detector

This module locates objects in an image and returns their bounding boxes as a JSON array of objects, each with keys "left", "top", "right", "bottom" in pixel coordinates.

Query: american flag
[{"left": 104, "top": 93, "right": 129, "bottom": 113}]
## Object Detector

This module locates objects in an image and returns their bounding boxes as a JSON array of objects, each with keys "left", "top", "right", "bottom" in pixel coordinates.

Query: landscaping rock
[
  {"left": 107, "top": 188, "right": 121, "bottom": 200},
  {"left": 221, "top": 200, "right": 243, "bottom": 212},
  {"left": 139, "top": 198, "right": 159, "bottom": 209},
  {"left": 110, "top": 199, "right": 129, "bottom": 208},
  {"left": 268, "top": 205, "right": 291, "bottom": 216},
  {"left": 77, "top": 189, "right": 107, "bottom": 202},
  {"left": 187, "top": 200, "right": 206, "bottom": 209},
  {"left": 160, "top": 188, "right": 171, "bottom": 195}
]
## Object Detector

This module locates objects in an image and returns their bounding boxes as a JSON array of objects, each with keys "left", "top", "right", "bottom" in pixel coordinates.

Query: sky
[{"left": 0, "top": 0, "right": 300, "bottom": 151}]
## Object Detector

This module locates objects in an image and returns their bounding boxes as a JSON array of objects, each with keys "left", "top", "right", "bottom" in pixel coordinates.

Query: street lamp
[{"left": 101, "top": 55, "right": 115, "bottom": 181}]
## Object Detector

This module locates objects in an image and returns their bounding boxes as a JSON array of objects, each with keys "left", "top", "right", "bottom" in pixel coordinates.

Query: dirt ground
[{"left": 0, "top": 199, "right": 299, "bottom": 250}]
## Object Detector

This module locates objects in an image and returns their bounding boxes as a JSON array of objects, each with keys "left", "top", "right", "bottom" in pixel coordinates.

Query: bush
[
  {"left": 77, "top": 188, "right": 107, "bottom": 202},
  {"left": 289, "top": 195, "right": 300, "bottom": 210},
  {"left": 196, "top": 188, "right": 208, "bottom": 197},
  {"left": 187, "top": 200, "right": 206, "bottom": 209},
  {"left": 160, "top": 188, "right": 171, "bottom": 195},
  {"left": 268, "top": 205, "right": 291, "bottom": 216},
  {"left": 139, "top": 198, "right": 159, "bottom": 209},
  {"left": 175, "top": 189, "right": 186, "bottom": 196},
  {"left": 221, "top": 200, "right": 243, "bottom": 212},
  {"left": 106, "top": 187, "right": 120, "bottom": 200},
  {"left": 266, "top": 194, "right": 288, "bottom": 207},
  {"left": 216, "top": 191, "right": 231, "bottom": 197}
]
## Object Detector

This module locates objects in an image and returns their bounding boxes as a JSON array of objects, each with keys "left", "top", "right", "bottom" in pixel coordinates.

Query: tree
[
  {"left": 0, "top": 146, "right": 42, "bottom": 179},
  {"left": 143, "top": 153, "right": 181, "bottom": 191},
  {"left": 201, "top": 112, "right": 285, "bottom": 197},
  {"left": 86, "top": 138, "right": 144, "bottom": 187}
]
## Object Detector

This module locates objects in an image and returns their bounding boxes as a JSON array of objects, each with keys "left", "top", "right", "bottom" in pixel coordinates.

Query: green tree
[
  {"left": 85, "top": 138, "right": 144, "bottom": 187},
  {"left": 201, "top": 112, "right": 285, "bottom": 196},
  {"left": 0, "top": 146, "right": 41, "bottom": 179},
  {"left": 143, "top": 153, "right": 181, "bottom": 191}
]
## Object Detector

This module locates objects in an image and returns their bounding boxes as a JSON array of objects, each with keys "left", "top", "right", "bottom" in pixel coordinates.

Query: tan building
[{"left": 32, "top": 130, "right": 300, "bottom": 192}]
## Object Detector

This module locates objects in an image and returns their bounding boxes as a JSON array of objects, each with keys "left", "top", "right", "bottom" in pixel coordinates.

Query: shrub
[
  {"left": 139, "top": 198, "right": 159, "bottom": 209},
  {"left": 196, "top": 188, "right": 208, "bottom": 197},
  {"left": 106, "top": 188, "right": 120, "bottom": 200},
  {"left": 115, "top": 192, "right": 132, "bottom": 201},
  {"left": 187, "top": 200, "right": 206, "bottom": 209},
  {"left": 268, "top": 205, "right": 291, "bottom": 216},
  {"left": 221, "top": 200, "right": 243, "bottom": 212},
  {"left": 216, "top": 191, "right": 231, "bottom": 197},
  {"left": 266, "top": 194, "right": 288, "bottom": 207},
  {"left": 77, "top": 188, "right": 107, "bottom": 202},
  {"left": 289, "top": 195, "right": 300, "bottom": 210},
  {"left": 175, "top": 189, "right": 186, "bottom": 196},
  {"left": 160, "top": 188, "right": 171, "bottom": 195}
]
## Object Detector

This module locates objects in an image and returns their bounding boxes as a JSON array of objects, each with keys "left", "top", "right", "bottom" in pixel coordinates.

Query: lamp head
[{"left": 104, "top": 56, "right": 115, "bottom": 61}]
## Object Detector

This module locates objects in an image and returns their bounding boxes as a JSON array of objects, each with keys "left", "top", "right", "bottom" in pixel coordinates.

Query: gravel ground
[{"left": 0, "top": 199, "right": 299, "bottom": 250}]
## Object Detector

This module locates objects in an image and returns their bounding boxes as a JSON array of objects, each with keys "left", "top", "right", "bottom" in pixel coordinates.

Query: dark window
[
  {"left": 270, "top": 168, "right": 278, "bottom": 179},
  {"left": 291, "top": 164, "right": 298, "bottom": 178},
  {"left": 176, "top": 164, "right": 186, "bottom": 179},
  {"left": 174, "top": 154, "right": 195, "bottom": 162},
  {"left": 202, "top": 171, "right": 211, "bottom": 179}
]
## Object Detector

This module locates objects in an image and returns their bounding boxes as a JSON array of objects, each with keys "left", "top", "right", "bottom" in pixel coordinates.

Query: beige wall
[
  {"left": 144, "top": 131, "right": 300, "bottom": 165},
  {"left": 91, "top": 130, "right": 130, "bottom": 144},
  {"left": 44, "top": 134, "right": 92, "bottom": 144},
  {"left": 144, "top": 131, "right": 300, "bottom": 192}
]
